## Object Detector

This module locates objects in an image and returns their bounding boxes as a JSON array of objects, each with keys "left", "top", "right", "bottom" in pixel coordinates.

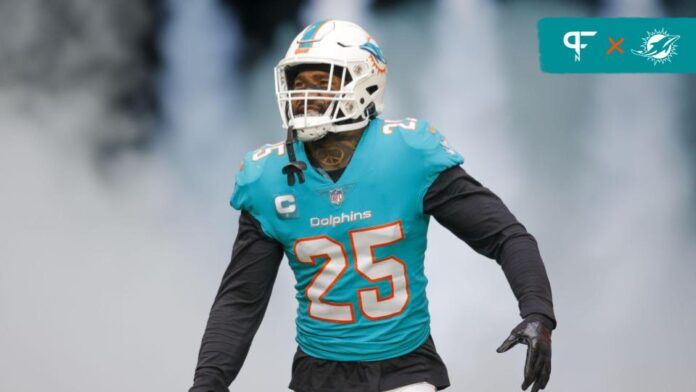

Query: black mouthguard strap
[{"left": 282, "top": 127, "right": 307, "bottom": 186}]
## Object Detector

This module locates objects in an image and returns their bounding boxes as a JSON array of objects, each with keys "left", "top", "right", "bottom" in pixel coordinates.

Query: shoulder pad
[
  {"left": 230, "top": 141, "right": 287, "bottom": 210},
  {"left": 384, "top": 117, "right": 441, "bottom": 151},
  {"left": 381, "top": 117, "right": 461, "bottom": 154},
  {"left": 236, "top": 141, "right": 287, "bottom": 186},
  {"left": 383, "top": 116, "right": 464, "bottom": 171}
]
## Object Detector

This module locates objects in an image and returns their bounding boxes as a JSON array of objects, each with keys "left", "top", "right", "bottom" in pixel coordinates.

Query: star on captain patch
[{"left": 329, "top": 188, "right": 344, "bottom": 206}]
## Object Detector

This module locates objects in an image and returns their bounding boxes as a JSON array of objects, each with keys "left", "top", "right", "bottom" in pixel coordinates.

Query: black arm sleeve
[
  {"left": 424, "top": 166, "right": 556, "bottom": 330},
  {"left": 190, "top": 211, "right": 285, "bottom": 392}
]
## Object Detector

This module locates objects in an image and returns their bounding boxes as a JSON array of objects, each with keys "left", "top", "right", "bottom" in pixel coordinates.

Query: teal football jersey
[{"left": 231, "top": 117, "right": 464, "bottom": 361}]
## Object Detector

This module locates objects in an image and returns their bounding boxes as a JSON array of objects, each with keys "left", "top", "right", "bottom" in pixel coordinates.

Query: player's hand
[{"left": 496, "top": 315, "right": 552, "bottom": 392}]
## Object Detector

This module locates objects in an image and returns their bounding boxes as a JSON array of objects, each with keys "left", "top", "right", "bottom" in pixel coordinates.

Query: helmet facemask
[{"left": 275, "top": 61, "right": 372, "bottom": 142}]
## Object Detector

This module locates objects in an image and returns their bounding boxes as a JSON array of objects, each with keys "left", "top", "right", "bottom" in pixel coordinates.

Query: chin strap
[{"left": 281, "top": 127, "right": 307, "bottom": 186}]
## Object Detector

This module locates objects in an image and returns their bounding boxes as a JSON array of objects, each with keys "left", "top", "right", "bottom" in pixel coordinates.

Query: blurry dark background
[{"left": 0, "top": 0, "right": 694, "bottom": 391}]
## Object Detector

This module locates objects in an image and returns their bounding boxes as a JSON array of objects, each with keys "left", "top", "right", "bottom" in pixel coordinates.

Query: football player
[{"left": 190, "top": 20, "right": 555, "bottom": 392}]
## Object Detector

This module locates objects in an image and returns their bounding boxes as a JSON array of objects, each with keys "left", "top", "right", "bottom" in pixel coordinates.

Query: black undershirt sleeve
[
  {"left": 424, "top": 166, "right": 556, "bottom": 330},
  {"left": 190, "top": 211, "right": 284, "bottom": 392}
]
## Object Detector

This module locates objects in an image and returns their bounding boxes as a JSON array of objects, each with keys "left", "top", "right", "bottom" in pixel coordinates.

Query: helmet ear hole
[{"left": 364, "top": 102, "right": 377, "bottom": 119}]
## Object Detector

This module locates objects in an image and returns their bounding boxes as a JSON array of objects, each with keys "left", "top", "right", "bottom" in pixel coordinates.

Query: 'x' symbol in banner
[{"left": 607, "top": 37, "right": 624, "bottom": 55}]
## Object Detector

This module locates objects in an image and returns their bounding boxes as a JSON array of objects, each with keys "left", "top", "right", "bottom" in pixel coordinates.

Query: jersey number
[
  {"left": 381, "top": 117, "right": 417, "bottom": 134},
  {"left": 293, "top": 221, "right": 410, "bottom": 323},
  {"left": 252, "top": 142, "right": 285, "bottom": 161}
]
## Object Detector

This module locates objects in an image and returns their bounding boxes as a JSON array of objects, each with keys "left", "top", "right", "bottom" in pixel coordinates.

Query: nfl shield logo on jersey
[{"left": 329, "top": 188, "right": 344, "bottom": 206}]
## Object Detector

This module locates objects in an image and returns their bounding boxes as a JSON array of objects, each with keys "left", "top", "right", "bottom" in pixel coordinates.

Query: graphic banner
[{"left": 538, "top": 18, "right": 696, "bottom": 73}]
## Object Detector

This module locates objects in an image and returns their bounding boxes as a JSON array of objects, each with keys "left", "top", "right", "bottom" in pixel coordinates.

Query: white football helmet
[{"left": 274, "top": 20, "right": 387, "bottom": 142}]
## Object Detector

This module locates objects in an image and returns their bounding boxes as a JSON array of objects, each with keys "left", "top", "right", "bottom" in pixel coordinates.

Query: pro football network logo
[
  {"left": 563, "top": 31, "right": 597, "bottom": 62},
  {"left": 631, "top": 28, "right": 680, "bottom": 65}
]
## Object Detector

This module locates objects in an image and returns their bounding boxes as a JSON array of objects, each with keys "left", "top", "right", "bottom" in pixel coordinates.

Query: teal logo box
[{"left": 538, "top": 18, "right": 696, "bottom": 73}]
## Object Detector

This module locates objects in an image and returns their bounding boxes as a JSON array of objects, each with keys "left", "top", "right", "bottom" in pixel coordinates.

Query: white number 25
[{"left": 293, "top": 221, "right": 410, "bottom": 323}]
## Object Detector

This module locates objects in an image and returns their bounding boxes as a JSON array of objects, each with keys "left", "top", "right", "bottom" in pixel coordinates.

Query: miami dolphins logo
[
  {"left": 631, "top": 28, "right": 680, "bottom": 65},
  {"left": 360, "top": 41, "right": 386, "bottom": 64},
  {"left": 360, "top": 38, "right": 387, "bottom": 73}
]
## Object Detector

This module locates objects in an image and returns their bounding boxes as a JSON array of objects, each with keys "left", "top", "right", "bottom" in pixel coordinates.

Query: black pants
[{"left": 289, "top": 335, "right": 450, "bottom": 392}]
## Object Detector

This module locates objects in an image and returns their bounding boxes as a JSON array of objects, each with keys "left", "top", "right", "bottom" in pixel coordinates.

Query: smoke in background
[{"left": 0, "top": 0, "right": 694, "bottom": 391}]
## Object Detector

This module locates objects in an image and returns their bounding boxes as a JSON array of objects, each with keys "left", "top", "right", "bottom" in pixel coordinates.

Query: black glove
[{"left": 496, "top": 315, "right": 553, "bottom": 392}]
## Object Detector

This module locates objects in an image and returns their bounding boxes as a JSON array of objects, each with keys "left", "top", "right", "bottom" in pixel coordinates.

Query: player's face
[{"left": 291, "top": 70, "right": 341, "bottom": 117}]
